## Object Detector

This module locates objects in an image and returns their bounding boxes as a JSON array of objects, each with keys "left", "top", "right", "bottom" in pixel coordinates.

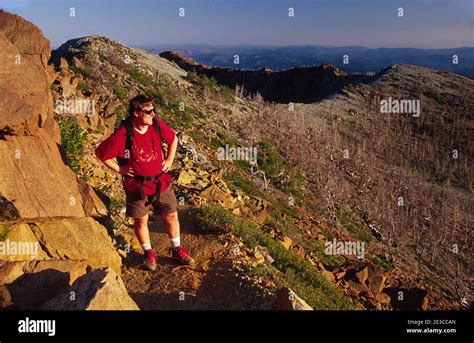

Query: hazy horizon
[{"left": 1, "top": 0, "right": 472, "bottom": 50}]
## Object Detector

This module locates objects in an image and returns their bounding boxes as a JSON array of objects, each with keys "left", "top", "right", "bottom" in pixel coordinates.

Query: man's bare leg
[
  {"left": 161, "top": 211, "right": 180, "bottom": 239},
  {"left": 133, "top": 213, "right": 151, "bottom": 246},
  {"left": 161, "top": 210, "right": 194, "bottom": 264},
  {"left": 134, "top": 213, "right": 157, "bottom": 271}
]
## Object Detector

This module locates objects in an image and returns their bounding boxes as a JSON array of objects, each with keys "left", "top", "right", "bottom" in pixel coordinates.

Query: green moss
[{"left": 58, "top": 115, "right": 85, "bottom": 174}]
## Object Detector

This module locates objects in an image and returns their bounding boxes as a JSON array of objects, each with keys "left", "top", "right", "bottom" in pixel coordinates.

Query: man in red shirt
[{"left": 95, "top": 95, "right": 194, "bottom": 271}]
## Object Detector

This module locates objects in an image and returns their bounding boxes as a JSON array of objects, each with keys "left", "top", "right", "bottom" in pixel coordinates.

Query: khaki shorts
[{"left": 125, "top": 186, "right": 178, "bottom": 218}]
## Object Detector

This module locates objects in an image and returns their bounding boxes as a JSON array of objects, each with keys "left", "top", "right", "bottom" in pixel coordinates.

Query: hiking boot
[
  {"left": 172, "top": 246, "right": 195, "bottom": 265},
  {"left": 144, "top": 249, "right": 158, "bottom": 271}
]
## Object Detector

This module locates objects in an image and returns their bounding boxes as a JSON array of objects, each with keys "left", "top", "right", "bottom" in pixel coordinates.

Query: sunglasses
[{"left": 140, "top": 108, "right": 155, "bottom": 115}]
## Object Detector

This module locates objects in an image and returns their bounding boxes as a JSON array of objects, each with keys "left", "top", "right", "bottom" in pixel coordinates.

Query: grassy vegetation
[
  {"left": 225, "top": 171, "right": 266, "bottom": 199},
  {"left": 188, "top": 130, "right": 207, "bottom": 146},
  {"left": 144, "top": 88, "right": 164, "bottom": 104},
  {"left": 192, "top": 203, "right": 354, "bottom": 310},
  {"left": 160, "top": 101, "right": 195, "bottom": 129},
  {"left": 113, "top": 86, "right": 129, "bottom": 102},
  {"left": 58, "top": 115, "right": 85, "bottom": 174},
  {"left": 128, "top": 67, "right": 151, "bottom": 84}
]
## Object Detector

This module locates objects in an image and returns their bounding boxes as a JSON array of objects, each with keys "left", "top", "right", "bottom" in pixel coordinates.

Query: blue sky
[{"left": 1, "top": 0, "right": 472, "bottom": 48}]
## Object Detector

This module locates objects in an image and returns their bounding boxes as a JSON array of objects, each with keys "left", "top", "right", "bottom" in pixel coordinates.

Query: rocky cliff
[
  {"left": 0, "top": 10, "right": 137, "bottom": 310},
  {"left": 160, "top": 50, "right": 371, "bottom": 103}
]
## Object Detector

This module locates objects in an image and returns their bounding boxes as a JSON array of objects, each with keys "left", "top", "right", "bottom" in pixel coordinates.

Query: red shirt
[{"left": 95, "top": 118, "right": 176, "bottom": 195}]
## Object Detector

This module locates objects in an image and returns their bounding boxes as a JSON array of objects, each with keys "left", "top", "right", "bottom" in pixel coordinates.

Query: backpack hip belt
[{"left": 124, "top": 172, "right": 165, "bottom": 204}]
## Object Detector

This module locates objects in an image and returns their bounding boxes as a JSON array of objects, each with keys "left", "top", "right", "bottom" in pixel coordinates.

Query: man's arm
[
  {"left": 162, "top": 134, "right": 177, "bottom": 172},
  {"left": 102, "top": 158, "right": 135, "bottom": 177}
]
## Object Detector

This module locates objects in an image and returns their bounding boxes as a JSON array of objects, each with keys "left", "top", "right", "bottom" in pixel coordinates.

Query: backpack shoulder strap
[
  {"left": 152, "top": 118, "right": 165, "bottom": 144},
  {"left": 117, "top": 117, "right": 134, "bottom": 166}
]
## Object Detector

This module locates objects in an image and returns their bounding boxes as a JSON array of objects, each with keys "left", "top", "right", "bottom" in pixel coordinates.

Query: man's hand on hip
[{"left": 162, "top": 158, "right": 173, "bottom": 172}]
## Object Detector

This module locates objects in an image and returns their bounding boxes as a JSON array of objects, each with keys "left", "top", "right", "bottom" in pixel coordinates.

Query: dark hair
[{"left": 128, "top": 94, "right": 154, "bottom": 118}]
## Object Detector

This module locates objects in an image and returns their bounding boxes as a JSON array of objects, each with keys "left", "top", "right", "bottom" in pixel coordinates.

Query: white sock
[
  {"left": 170, "top": 237, "right": 180, "bottom": 248},
  {"left": 141, "top": 243, "right": 152, "bottom": 251}
]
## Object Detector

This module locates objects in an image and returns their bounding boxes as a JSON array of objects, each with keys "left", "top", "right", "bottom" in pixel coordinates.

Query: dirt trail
[{"left": 121, "top": 207, "right": 276, "bottom": 310}]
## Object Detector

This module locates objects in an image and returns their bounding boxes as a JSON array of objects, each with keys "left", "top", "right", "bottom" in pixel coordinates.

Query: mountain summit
[{"left": 0, "top": 12, "right": 471, "bottom": 311}]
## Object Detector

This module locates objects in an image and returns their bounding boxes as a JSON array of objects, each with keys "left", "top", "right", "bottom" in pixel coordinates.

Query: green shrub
[
  {"left": 115, "top": 108, "right": 127, "bottom": 126},
  {"left": 188, "top": 130, "right": 207, "bottom": 145},
  {"left": 76, "top": 81, "right": 90, "bottom": 93},
  {"left": 256, "top": 138, "right": 305, "bottom": 195},
  {"left": 192, "top": 203, "right": 238, "bottom": 234},
  {"left": 58, "top": 115, "right": 85, "bottom": 174},
  {"left": 70, "top": 64, "right": 90, "bottom": 77},
  {"left": 109, "top": 196, "right": 126, "bottom": 218},
  {"left": 114, "top": 87, "right": 128, "bottom": 102},
  {"left": 225, "top": 171, "right": 266, "bottom": 198}
]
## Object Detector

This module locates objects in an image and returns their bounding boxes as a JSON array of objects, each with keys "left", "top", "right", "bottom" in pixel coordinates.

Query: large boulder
[
  {"left": 0, "top": 223, "right": 49, "bottom": 261},
  {"left": 0, "top": 133, "right": 88, "bottom": 219},
  {"left": 28, "top": 217, "right": 122, "bottom": 275},
  {"left": 0, "top": 219, "right": 121, "bottom": 275},
  {"left": 0, "top": 10, "right": 55, "bottom": 136},
  {"left": 41, "top": 267, "right": 139, "bottom": 310},
  {"left": 0, "top": 259, "right": 89, "bottom": 309}
]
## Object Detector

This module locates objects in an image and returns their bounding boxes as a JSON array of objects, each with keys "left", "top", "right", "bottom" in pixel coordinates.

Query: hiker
[{"left": 95, "top": 94, "right": 194, "bottom": 271}]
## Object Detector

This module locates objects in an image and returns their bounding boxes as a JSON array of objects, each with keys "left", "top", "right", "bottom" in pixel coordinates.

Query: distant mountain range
[{"left": 141, "top": 45, "right": 474, "bottom": 76}]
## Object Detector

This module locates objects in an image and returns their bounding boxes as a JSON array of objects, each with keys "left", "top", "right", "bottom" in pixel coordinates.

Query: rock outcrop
[
  {"left": 160, "top": 50, "right": 369, "bottom": 103},
  {"left": 0, "top": 11, "right": 127, "bottom": 310},
  {"left": 0, "top": 10, "right": 55, "bottom": 137},
  {"left": 41, "top": 267, "right": 139, "bottom": 310}
]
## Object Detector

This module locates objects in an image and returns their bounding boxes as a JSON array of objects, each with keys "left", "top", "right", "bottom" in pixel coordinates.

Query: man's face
[{"left": 134, "top": 103, "right": 155, "bottom": 126}]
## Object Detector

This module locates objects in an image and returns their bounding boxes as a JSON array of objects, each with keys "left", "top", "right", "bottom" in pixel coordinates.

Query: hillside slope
[{"left": 47, "top": 36, "right": 472, "bottom": 310}]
